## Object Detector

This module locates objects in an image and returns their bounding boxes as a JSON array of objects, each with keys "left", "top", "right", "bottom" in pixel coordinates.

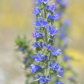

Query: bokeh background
[{"left": 0, "top": 0, "right": 84, "bottom": 84}]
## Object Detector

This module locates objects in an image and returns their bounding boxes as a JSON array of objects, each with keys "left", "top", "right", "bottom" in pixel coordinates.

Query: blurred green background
[{"left": 0, "top": 0, "right": 84, "bottom": 84}]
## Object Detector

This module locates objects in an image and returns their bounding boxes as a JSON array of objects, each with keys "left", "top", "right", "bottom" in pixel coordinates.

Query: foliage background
[{"left": 0, "top": 0, "right": 84, "bottom": 84}]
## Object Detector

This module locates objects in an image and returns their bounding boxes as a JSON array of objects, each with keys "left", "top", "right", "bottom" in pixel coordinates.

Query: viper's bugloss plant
[
  {"left": 15, "top": 0, "right": 77, "bottom": 84},
  {"left": 15, "top": 36, "right": 35, "bottom": 84},
  {"left": 55, "top": 0, "right": 76, "bottom": 83},
  {"left": 31, "top": 0, "right": 64, "bottom": 84}
]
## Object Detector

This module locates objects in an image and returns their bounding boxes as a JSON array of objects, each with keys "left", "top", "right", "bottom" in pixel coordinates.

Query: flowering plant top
[{"left": 31, "top": 0, "right": 64, "bottom": 84}]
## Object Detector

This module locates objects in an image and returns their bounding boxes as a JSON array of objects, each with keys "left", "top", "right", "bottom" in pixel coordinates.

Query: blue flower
[
  {"left": 34, "top": 7, "right": 40, "bottom": 15},
  {"left": 52, "top": 62, "right": 59, "bottom": 70},
  {"left": 63, "top": 56, "right": 71, "bottom": 61},
  {"left": 56, "top": 81, "right": 63, "bottom": 84},
  {"left": 46, "top": 5, "right": 50, "bottom": 10},
  {"left": 40, "top": 19, "right": 48, "bottom": 28},
  {"left": 35, "top": 20, "right": 41, "bottom": 26},
  {"left": 35, "top": 56, "right": 41, "bottom": 62},
  {"left": 36, "top": 0, "right": 42, "bottom": 5},
  {"left": 51, "top": 14, "right": 59, "bottom": 20},
  {"left": 57, "top": 66, "right": 64, "bottom": 77},
  {"left": 56, "top": 0, "right": 62, "bottom": 4},
  {"left": 19, "top": 47, "right": 24, "bottom": 51},
  {"left": 33, "top": 53, "right": 48, "bottom": 62},
  {"left": 46, "top": 75, "right": 50, "bottom": 82},
  {"left": 49, "top": 3, "right": 56, "bottom": 12},
  {"left": 40, "top": 76, "right": 46, "bottom": 83},
  {"left": 23, "top": 57, "right": 28, "bottom": 62},
  {"left": 32, "top": 31, "right": 43, "bottom": 38},
  {"left": 47, "top": 44, "right": 52, "bottom": 50},
  {"left": 49, "top": 61, "right": 54, "bottom": 68},
  {"left": 30, "top": 64, "right": 38, "bottom": 73},
  {"left": 59, "top": 33, "right": 67, "bottom": 39},
  {"left": 33, "top": 54, "right": 41, "bottom": 62},
  {"left": 69, "top": 77, "right": 74, "bottom": 81},
  {"left": 48, "top": 13, "right": 59, "bottom": 20},
  {"left": 43, "top": 42, "right": 47, "bottom": 47},
  {"left": 40, "top": 75, "right": 50, "bottom": 83},
  {"left": 31, "top": 64, "right": 42, "bottom": 73},
  {"left": 64, "top": 19, "right": 70, "bottom": 26},
  {"left": 60, "top": 26, "right": 66, "bottom": 32},
  {"left": 38, "top": 15, "right": 42, "bottom": 20},
  {"left": 57, "top": 11, "right": 62, "bottom": 17},
  {"left": 54, "top": 49, "right": 61, "bottom": 56},
  {"left": 55, "top": 28, "right": 59, "bottom": 33},
  {"left": 49, "top": 26, "right": 59, "bottom": 36},
  {"left": 42, "top": 0, "right": 49, "bottom": 4},
  {"left": 48, "top": 13, "right": 52, "bottom": 19},
  {"left": 33, "top": 41, "right": 39, "bottom": 48},
  {"left": 51, "top": 46, "right": 56, "bottom": 52},
  {"left": 49, "top": 26, "right": 55, "bottom": 36},
  {"left": 61, "top": 0, "right": 68, "bottom": 7},
  {"left": 35, "top": 27, "right": 38, "bottom": 30},
  {"left": 41, "top": 55, "right": 48, "bottom": 61},
  {"left": 34, "top": 73, "right": 41, "bottom": 78},
  {"left": 39, "top": 42, "right": 43, "bottom": 47}
]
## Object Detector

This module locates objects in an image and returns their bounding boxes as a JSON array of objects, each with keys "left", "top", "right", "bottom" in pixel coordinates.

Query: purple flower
[
  {"left": 49, "top": 3, "right": 56, "bottom": 12},
  {"left": 52, "top": 62, "right": 59, "bottom": 70},
  {"left": 42, "top": 0, "right": 49, "bottom": 4},
  {"left": 34, "top": 7, "right": 40, "bottom": 15},
  {"left": 56, "top": 81, "right": 63, "bottom": 84},
  {"left": 57, "top": 66, "right": 64, "bottom": 77},
  {"left": 54, "top": 49, "right": 61, "bottom": 56}
]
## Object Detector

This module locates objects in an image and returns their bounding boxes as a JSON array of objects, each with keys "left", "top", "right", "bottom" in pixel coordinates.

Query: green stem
[
  {"left": 44, "top": 4, "right": 46, "bottom": 19},
  {"left": 44, "top": 4, "right": 47, "bottom": 45},
  {"left": 38, "top": 80, "right": 40, "bottom": 84},
  {"left": 45, "top": 29, "right": 47, "bottom": 45}
]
